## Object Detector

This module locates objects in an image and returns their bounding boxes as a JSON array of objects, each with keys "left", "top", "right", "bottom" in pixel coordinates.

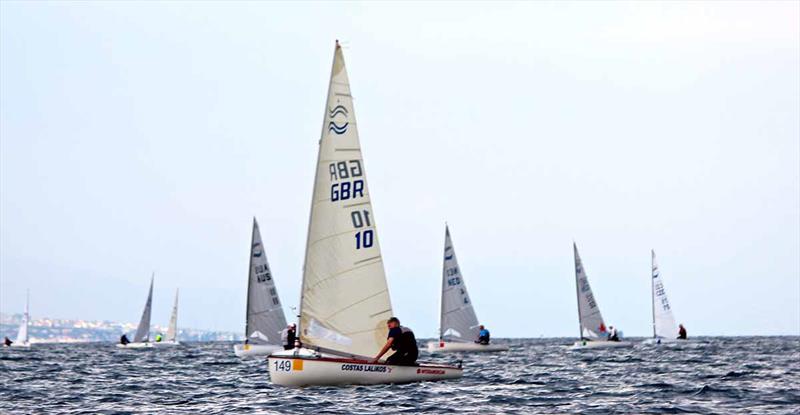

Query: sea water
[{"left": 1, "top": 337, "right": 798, "bottom": 414}]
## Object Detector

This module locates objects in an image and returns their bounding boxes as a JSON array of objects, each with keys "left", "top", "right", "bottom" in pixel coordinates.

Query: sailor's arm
[{"left": 373, "top": 338, "right": 394, "bottom": 363}]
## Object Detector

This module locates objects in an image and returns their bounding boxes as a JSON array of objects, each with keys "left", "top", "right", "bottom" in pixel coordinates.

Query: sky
[{"left": 1, "top": 2, "right": 798, "bottom": 338}]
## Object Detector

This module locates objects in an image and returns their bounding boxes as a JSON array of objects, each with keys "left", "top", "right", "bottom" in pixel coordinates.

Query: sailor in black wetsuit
[
  {"left": 373, "top": 317, "right": 418, "bottom": 366},
  {"left": 120, "top": 334, "right": 130, "bottom": 345},
  {"left": 678, "top": 324, "right": 687, "bottom": 340}
]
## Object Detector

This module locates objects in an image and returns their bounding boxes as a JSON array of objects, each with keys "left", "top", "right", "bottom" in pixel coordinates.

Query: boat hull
[
  {"left": 152, "top": 341, "right": 180, "bottom": 347},
  {"left": 267, "top": 352, "right": 463, "bottom": 386},
  {"left": 642, "top": 337, "right": 689, "bottom": 345},
  {"left": 426, "top": 341, "right": 508, "bottom": 353},
  {"left": 569, "top": 340, "right": 634, "bottom": 349},
  {"left": 233, "top": 343, "right": 283, "bottom": 358},
  {"left": 9, "top": 342, "right": 31, "bottom": 348},
  {"left": 116, "top": 342, "right": 153, "bottom": 349}
]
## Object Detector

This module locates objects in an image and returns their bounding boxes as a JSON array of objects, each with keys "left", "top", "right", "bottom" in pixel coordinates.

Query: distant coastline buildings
[{"left": 0, "top": 313, "right": 240, "bottom": 343}]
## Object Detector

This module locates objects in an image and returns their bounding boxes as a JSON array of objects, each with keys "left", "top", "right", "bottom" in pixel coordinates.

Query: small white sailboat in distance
[
  {"left": 427, "top": 225, "right": 508, "bottom": 353},
  {"left": 9, "top": 290, "right": 31, "bottom": 348},
  {"left": 268, "top": 41, "right": 462, "bottom": 386},
  {"left": 643, "top": 250, "right": 684, "bottom": 345},
  {"left": 233, "top": 218, "right": 288, "bottom": 358},
  {"left": 118, "top": 275, "right": 154, "bottom": 348},
  {"left": 570, "top": 243, "right": 633, "bottom": 349},
  {"left": 154, "top": 288, "right": 180, "bottom": 347}
]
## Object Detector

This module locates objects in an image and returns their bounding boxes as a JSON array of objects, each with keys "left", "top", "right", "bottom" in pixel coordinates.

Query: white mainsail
[
  {"left": 651, "top": 250, "right": 678, "bottom": 339},
  {"left": 245, "top": 218, "right": 287, "bottom": 345},
  {"left": 15, "top": 290, "right": 30, "bottom": 345},
  {"left": 298, "top": 42, "right": 393, "bottom": 359},
  {"left": 166, "top": 288, "right": 179, "bottom": 343},
  {"left": 573, "top": 243, "right": 607, "bottom": 339},
  {"left": 133, "top": 275, "right": 154, "bottom": 343},
  {"left": 439, "top": 225, "right": 479, "bottom": 342}
]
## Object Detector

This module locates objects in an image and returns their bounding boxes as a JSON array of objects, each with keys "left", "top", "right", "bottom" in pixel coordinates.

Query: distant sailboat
[
  {"left": 233, "top": 218, "right": 288, "bottom": 358},
  {"left": 118, "top": 275, "right": 154, "bottom": 348},
  {"left": 268, "top": 41, "right": 462, "bottom": 386},
  {"left": 10, "top": 290, "right": 31, "bottom": 348},
  {"left": 155, "top": 288, "right": 180, "bottom": 347},
  {"left": 570, "top": 244, "right": 632, "bottom": 349},
  {"left": 643, "top": 250, "right": 682, "bottom": 345},
  {"left": 427, "top": 225, "right": 508, "bottom": 353}
]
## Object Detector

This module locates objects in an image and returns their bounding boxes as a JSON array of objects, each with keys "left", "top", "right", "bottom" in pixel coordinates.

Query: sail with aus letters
[{"left": 245, "top": 218, "right": 287, "bottom": 345}]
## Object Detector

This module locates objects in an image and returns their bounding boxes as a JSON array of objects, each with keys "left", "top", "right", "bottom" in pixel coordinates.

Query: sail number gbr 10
[{"left": 329, "top": 160, "right": 374, "bottom": 250}]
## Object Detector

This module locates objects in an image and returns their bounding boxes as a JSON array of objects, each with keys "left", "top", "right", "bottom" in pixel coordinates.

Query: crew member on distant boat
[
  {"left": 155, "top": 333, "right": 163, "bottom": 342},
  {"left": 476, "top": 325, "right": 490, "bottom": 345},
  {"left": 3, "top": 336, "right": 12, "bottom": 347},
  {"left": 120, "top": 334, "right": 130, "bottom": 345},
  {"left": 374, "top": 317, "right": 418, "bottom": 366},
  {"left": 678, "top": 324, "right": 687, "bottom": 340},
  {"left": 281, "top": 323, "right": 297, "bottom": 350},
  {"left": 607, "top": 326, "right": 620, "bottom": 342}
]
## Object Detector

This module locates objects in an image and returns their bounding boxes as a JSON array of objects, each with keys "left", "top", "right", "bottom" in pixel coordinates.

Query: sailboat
[
  {"left": 643, "top": 250, "right": 682, "bottom": 345},
  {"left": 233, "top": 218, "right": 288, "bottom": 358},
  {"left": 117, "top": 275, "right": 154, "bottom": 348},
  {"left": 427, "top": 225, "right": 508, "bottom": 353},
  {"left": 154, "top": 289, "right": 180, "bottom": 347},
  {"left": 268, "top": 41, "right": 462, "bottom": 386},
  {"left": 570, "top": 243, "right": 633, "bottom": 349},
  {"left": 10, "top": 290, "right": 31, "bottom": 348}
]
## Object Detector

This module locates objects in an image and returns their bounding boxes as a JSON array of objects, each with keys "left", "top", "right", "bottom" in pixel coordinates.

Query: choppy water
[{"left": 1, "top": 337, "right": 798, "bottom": 414}]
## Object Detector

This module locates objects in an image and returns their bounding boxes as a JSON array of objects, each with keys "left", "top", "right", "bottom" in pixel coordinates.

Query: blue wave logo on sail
[
  {"left": 329, "top": 105, "right": 348, "bottom": 118},
  {"left": 328, "top": 105, "right": 349, "bottom": 135},
  {"left": 252, "top": 242, "right": 263, "bottom": 257},
  {"left": 444, "top": 247, "right": 454, "bottom": 260}
]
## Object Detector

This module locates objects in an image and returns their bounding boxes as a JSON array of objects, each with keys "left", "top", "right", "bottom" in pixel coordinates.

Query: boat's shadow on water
[{"left": 1, "top": 338, "right": 798, "bottom": 414}]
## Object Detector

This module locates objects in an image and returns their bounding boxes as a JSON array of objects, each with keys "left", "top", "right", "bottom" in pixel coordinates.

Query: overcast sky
[{"left": 2, "top": 2, "right": 798, "bottom": 337}]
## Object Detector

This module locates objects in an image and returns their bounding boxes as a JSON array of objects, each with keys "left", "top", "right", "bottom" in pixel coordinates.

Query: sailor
[
  {"left": 476, "top": 325, "right": 490, "bottom": 345},
  {"left": 155, "top": 333, "right": 163, "bottom": 342},
  {"left": 3, "top": 336, "right": 12, "bottom": 347},
  {"left": 281, "top": 323, "right": 297, "bottom": 350},
  {"left": 374, "top": 317, "right": 418, "bottom": 366},
  {"left": 607, "top": 326, "right": 620, "bottom": 342},
  {"left": 120, "top": 334, "right": 130, "bottom": 345},
  {"left": 678, "top": 324, "right": 687, "bottom": 340}
]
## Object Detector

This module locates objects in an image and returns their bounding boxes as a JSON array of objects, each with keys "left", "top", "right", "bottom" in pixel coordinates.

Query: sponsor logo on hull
[{"left": 417, "top": 368, "right": 446, "bottom": 375}]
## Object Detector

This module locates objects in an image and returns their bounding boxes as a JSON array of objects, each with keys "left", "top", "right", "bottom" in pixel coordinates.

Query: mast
[
  {"left": 25, "top": 289, "right": 29, "bottom": 343},
  {"left": 297, "top": 40, "right": 340, "bottom": 339},
  {"left": 439, "top": 224, "right": 448, "bottom": 341},
  {"left": 651, "top": 250, "right": 656, "bottom": 338},
  {"left": 244, "top": 217, "right": 256, "bottom": 340},
  {"left": 573, "top": 242, "right": 583, "bottom": 340}
]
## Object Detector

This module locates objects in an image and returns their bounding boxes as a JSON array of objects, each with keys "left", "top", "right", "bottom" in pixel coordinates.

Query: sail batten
[
  {"left": 574, "top": 244, "right": 607, "bottom": 340},
  {"left": 651, "top": 250, "right": 678, "bottom": 339},
  {"left": 298, "top": 42, "right": 393, "bottom": 358},
  {"left": 244, "top": 218, "right": 288, "bottom": 345},
  {"left": 439, "top": 226, "right": 480, "bottom": 343}
]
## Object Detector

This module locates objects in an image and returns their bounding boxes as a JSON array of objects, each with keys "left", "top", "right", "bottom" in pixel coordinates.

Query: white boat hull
[
  {"left": 569, "top": 340, "right": 634, "bottom": 349},
  {"left": 233, "top": 343, "right": 283, "bottom": 358},
  {"left": 116, "top": 342, "right": 153, "bottom": 349},
  {"left": 426, "top": 341, "right": 508, "bottom": 353},
  {"left": 9, "top": 342, "right": 31, "bottom": 348},
  {"left": 642, "top": 337, "right": 689, "bottom": 345},
  {"left": 267, "top": 350, "right": 463, "bottom": 386},
  {"left": 152, "top": 341, "right": 180, "bottom": 347}
]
